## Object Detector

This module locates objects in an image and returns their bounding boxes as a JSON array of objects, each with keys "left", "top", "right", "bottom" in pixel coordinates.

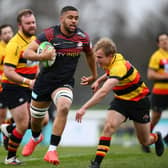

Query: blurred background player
[
  {"left": 142, "top": 33, "right": 168, "bottom": 152},
  {"left": 0, "top": 24, "right": 14, "bottom": 142},
  {"left": 1, "top": 9, "right": 48, "bottom": 165},
  {"left": 76, "top": 37, "right": 164, "bottom": 168},
  {"left": 22, "top": 5, "right": 97, "bottom": 165}
]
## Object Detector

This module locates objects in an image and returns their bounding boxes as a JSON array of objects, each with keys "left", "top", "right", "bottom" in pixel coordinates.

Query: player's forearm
[
  {"left": 96, "top": 74, "right": 107, "bottom": 84},
  {"left": 86, "top": 54, "right": 97, "bottom": 79},
  {"left": 90, "top": 65, "right": 97, "bottom": 80},
  {"left": 23, "top": 49, "right": 42, "bottom": 61},
  {"left": 88, "top": 60, "right": 97, "bottom": 79},
  {"left": 4, "top": 66, "right": 32, "bottom": 85},
  {"left": 82, "top": 88, "right": 107, "bottom": 110},
  {"left": 147, "top": 69, "right": 168, "bottom": 80}
]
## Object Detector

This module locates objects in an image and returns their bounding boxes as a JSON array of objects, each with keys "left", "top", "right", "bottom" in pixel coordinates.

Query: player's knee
[
  {"left": 103, "top": 122, "right": 116, "bottom": 134},
  {"left": 58, "top": 104, "right": 70, "bottom": 116},
  {"left": 42, "top": 113, "right": 49, "bottom": 126},
  {"left": 53, "top": 89, "right": 73, "bottom": 106},
  {"left": 30, "top": 105, "right": 49, "bottom": 118}
]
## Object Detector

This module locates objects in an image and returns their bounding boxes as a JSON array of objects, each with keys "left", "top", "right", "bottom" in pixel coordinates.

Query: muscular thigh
[
  {"left": 106, "top": 110, "right": 126, "bottom": 127},
  {"left": 10, "top": 102, "right": 30, "bottom": 123}
]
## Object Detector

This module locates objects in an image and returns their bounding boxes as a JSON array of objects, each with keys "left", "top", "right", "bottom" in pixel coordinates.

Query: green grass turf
[{"left": 0, "top": 145, "right": 167, "bottom": 168}]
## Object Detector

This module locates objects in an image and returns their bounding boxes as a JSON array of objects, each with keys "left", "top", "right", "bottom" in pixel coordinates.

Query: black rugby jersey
[{"left": 36, "top": 25, "right": 92, "bottom": 85}]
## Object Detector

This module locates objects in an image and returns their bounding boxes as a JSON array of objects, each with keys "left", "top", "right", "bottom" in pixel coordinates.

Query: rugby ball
[{"left": 37, "top": 41, "right": 56, "bottom": 68}]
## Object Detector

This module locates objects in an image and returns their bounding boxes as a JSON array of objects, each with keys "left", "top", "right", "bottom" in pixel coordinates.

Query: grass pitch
[{"left": 0, "top": 145, "right": 167, "bottom": 168}]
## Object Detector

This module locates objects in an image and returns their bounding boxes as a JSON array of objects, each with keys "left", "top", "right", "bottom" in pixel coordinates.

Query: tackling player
[{"left": 76, "top": 37, "right": 164, "bottom": 168}]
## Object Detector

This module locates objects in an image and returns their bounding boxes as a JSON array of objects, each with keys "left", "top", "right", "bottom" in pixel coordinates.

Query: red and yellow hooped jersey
[
  {"left": 148, "top": 48, "right": 168, "bottom": 95},
  {"left": 2, "top": 31, "right": 38, "bottom": 87},
  {"left": 105, "top": 53, "right": 149, "bottom": 101}
]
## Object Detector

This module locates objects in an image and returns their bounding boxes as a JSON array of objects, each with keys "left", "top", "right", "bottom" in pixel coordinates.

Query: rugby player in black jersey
[{"left": 22, "top": 6, "right": 97, "bottom": 165}]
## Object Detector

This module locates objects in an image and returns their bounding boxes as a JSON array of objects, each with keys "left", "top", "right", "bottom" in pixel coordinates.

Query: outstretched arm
[
  {"left": 76, "top": 78, "right": 119, "bottom": 122},
  {"left": 80, "top": 50, "right": 97, "bottom": 85},
  {"left": 91, "top": 73, "right": 107, "bottom": 93}
]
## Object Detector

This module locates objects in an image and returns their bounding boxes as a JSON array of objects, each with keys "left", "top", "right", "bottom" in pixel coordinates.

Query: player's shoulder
[
  {"left": 31, "top": 35, "right": 36, "bottom": 41},
  {"left": 43, "top": 25, "right": 55, "bottom": 31},
  {"left": 9, "top": 33, "right": 20, "bottom": 44},
  {"left": 0, "top": 41, "right": 5, "bottom": 49},
  {"left": 75, "top": 28, "right": 89, "bottom": 38},
  {"left": 42, "top": 25, "right": 59, "bottom": 41},
  {"left": 43, "top": 25, "right": 58, "bottom": 34},
  {"left": 151, "top": 49, "right": 161, "bottom": 58},
  {"left": 115, "top": 53, "right": 125, "bottom": 62},
  {"left": 114, "top": 53, "right": 130, "bottom": 69},
  {"left": 6, "top": 36, "right": 18, "bottom": 50}
]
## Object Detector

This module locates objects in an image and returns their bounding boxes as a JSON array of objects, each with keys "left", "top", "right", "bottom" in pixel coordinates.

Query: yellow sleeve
[
  {"left": 4, "top": 42, "right": 20, "bottom": 67},
  {"left": 148, "top": 52, "right": 160, "bottom": 70}
]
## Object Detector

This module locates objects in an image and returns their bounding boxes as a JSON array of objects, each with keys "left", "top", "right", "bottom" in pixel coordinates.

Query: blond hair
[{"left": 94, "top": 37, "right": 117, "bottom": 56}]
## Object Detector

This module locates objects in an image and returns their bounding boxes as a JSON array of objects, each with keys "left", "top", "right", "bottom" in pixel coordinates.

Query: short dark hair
[
  {"left": 60, "top": 6, "right": 78, "bottom": 15},
  {"left": 0, "top": 24, "right": 13, "bottom": 35},
  {"left": 156, "top": 32, "right": 168, "bottom": 43},
  {"left": 17, "top": 9, "right": 34, "bottom": 24}
]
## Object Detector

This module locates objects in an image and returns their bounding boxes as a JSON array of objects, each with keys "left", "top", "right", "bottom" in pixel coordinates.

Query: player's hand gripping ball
[{"left": 37, "top": 41, "right": 56, "bottom": 68}]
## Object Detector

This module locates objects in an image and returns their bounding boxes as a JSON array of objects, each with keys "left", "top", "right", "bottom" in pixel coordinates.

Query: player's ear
[
  {"left": 18, "top": 23, "right": 22, "bottom": 30},
  {"left": 59, "top": 16, "right": 63, "bottom": 23}
]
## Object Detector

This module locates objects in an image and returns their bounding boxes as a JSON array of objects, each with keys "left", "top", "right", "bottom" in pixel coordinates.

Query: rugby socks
[
  {"left": 48, "top": 134, "right": 61, "bottom": 151},
  {"left": 94, "top": 136, "right": 111, "bottom": 164},
  {"left": 32, "top": 130, "right": 41, "bottom": 141},
  {"left": 7, "top": 128, "right": 23, "bottom": 159},
  {"left": 6, "top": 123, "right": 16, "bottom": 134}
]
